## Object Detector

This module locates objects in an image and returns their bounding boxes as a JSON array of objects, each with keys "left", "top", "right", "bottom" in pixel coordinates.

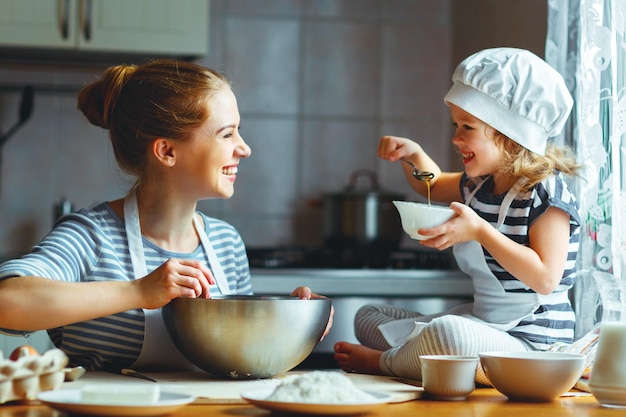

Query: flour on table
[{"left": 266, "top": 371, "right": 377, "bottom": 403}]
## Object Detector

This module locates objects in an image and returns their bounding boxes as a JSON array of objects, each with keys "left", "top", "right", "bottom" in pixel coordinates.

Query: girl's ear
[{"left": 152, "top": 138, "right": 176, "bottom": 167}]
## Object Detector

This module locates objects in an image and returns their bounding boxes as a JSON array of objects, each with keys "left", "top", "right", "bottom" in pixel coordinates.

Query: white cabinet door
[
  {"left": 79, "top": 0, "right": 209, "bottom": 56},
  {"left": 0, "top": 0, "right": 208, "bottom": 57},
  {"left": 0, "top": 0, "right": 77, "bottom": 48}
]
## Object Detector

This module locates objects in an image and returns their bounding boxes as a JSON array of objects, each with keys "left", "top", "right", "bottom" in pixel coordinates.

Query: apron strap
[
  {"left": 496, "top": 177, "right": 528, "bottom": 229},
  {"left": 454, "top": 175, "right": 538, "bottom": 331},
  {"left": 124, "top": 190, "right": 148, "bottom": 278},
  {"left": 122, "top": 190, "right": 230, "bottom": 370},
  {"left": 464, "top": 177, "right": 487, "bottom": 205},
  {"left": 193, "top": 215, "right": 232, "bottom": 295}
]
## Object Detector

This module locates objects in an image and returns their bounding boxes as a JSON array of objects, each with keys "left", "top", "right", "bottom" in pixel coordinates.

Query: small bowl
[
  {"left": 479, "top": 351, "right": 586, "bottom": 402},
  {"left": 163, "top": 295, "right": 332, "bottom": 379},
  {"left": 419, "top": 355, "right": 479, "bottom": 401},
  {"left": 393, "top": 201, "right": 455, "bottom": 240}
]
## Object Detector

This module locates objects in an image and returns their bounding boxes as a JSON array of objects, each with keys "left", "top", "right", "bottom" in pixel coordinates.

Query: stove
[{"left": 246, "top": 246, "right": 456, "bottom": 270}]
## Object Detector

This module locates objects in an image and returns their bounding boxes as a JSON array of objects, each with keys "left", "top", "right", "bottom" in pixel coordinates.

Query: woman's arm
[
  {"left": 0, "top": 276, "right": 141, "bottom": 331},
  {"left": 0, "top": 258, "right": 214, "bottom": 331}
]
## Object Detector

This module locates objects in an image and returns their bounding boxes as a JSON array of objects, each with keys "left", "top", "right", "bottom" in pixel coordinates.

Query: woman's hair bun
[{"left": 77, "top": 64, "right": 137, "bottom": 129}]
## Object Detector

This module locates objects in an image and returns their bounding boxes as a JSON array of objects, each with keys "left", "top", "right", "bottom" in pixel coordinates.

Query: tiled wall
[
  {"left": 199, "top": 0, "right": 456, "bottom": 248},
  {"left": 0, "top": 0, "right": 547, "bottom": 256}
]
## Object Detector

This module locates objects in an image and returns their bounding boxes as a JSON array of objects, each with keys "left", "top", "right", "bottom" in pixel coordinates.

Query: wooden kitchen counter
[{"left": 0, "top": 388, "right": 614, "bottom": 417}]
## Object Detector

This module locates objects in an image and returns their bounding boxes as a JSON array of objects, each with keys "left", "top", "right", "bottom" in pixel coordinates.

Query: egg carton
[{"left": 0, "top": 348, "right": 78, "bottom": 404}]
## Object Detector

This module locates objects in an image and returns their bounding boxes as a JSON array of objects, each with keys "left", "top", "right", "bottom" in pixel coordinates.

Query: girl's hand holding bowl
[{"left": 393, "top": 201, "right": 455, "bottom": 240}]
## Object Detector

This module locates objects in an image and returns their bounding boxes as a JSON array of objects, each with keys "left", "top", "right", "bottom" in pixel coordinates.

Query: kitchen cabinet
[{"left": 0, "top": 0, "right": 209, "bottom": 58}]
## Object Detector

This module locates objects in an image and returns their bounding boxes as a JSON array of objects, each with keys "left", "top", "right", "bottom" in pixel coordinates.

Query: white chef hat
[{"left": 443, "top": 47, "right": 573, "bottom": 156}]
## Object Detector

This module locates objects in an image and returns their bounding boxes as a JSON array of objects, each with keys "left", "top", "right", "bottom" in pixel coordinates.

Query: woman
[
  {"left": 0, "top": 59, "right": 330, "bottom": 371},
  {"left": 334, "top": 48, "right": 580, "bottom": 384}
]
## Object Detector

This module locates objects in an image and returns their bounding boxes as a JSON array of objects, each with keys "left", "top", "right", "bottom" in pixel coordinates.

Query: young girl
[
  {"left": 0, "top": 60, "right": 330, "bottom": 371},
  {"left": 334, "top": 48, "right": 581, "bottom": 384}
]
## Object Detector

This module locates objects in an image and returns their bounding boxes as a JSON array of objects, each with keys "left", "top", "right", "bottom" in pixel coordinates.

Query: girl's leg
[
  {"left": 380, "top": 315, "right": 533, "bottom": 385},
  {"left": 354, "top": 304, "right": 424, "bottom": 351}
]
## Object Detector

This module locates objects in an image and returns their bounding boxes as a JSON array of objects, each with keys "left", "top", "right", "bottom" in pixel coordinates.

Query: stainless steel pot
[{"left": 323, "top": 169, "right": 406, "bottom": 249}]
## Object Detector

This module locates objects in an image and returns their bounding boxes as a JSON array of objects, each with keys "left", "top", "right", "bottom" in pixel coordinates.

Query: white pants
[{"left": 354, "top": 304, "right": 534, "bottom": 385}]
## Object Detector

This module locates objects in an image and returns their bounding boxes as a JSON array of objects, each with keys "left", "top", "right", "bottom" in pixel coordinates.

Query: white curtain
[{"left": 546, "top": 0, "right": 626, "bottom": 337}]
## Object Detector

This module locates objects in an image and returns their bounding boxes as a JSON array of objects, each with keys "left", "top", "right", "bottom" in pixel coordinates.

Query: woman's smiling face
[
  {"left": 449, "top": 103, "right": 502, "bottom": 179},
  {"left": 175, "top": 87, "right": 251, "bottom": 200}
]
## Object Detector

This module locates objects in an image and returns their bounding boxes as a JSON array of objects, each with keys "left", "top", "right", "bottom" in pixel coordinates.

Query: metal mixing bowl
[{"left": 162, "top": 295, "right": 332, "bottom": 379}]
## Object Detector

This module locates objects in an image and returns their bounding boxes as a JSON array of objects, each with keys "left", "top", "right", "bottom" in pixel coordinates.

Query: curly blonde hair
[{"left": 494, "top": 132, "right": 581, "bottom": 192}]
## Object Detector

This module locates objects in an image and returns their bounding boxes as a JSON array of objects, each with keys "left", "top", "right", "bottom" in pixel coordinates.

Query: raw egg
[{"left": 9, "top": 345, "right": 39, "bottom": 361}]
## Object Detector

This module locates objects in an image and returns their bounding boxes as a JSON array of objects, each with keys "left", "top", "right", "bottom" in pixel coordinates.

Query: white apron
[
  {"left": 453, "top": 177, "right": 540, "bottom": 329},
  {"left": 123, "top": 191, "right": 231, "bottom": 370},
  {"left": 379, "top": 177, "right": 568, "bottom": 346}
]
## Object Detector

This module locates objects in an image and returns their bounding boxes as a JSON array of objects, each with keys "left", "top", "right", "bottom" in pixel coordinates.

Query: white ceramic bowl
[
  {"left": 479, "top": 351, "right": 586, "bottom": 401},
  {"left": 420, "top": 355, "right": 479, "bottom": 401},
  {"left": 393, "top": 201, "right": 455, "bottom": 240}
]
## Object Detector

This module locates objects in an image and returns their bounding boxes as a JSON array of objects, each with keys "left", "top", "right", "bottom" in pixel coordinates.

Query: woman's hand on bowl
[
  {"left": 138, "top": 259, "right": 216, "bottom": 308},
  {"left": 291, "top": 286, "right": 334, "bottom": 340},
  {"left": 291, "top": 285, "right": 314, "bottom": 299}
]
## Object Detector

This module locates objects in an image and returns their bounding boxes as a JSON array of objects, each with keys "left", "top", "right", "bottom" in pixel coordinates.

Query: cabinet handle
[
  {"left": 79, "top": 0, "right": 93, "bottom": 42},
  {"left": 57, "top": 0, "right": 70, "bottom": 40}
]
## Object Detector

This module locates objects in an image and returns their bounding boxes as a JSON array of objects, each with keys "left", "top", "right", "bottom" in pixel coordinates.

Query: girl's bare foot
[{"left": 333, "top": 341, "right": 384, "bottom": 375}]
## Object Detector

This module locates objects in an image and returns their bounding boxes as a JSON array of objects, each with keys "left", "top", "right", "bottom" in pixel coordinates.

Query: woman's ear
[{"left": 152, "top": 138, "right": 176, "bottom": 167}]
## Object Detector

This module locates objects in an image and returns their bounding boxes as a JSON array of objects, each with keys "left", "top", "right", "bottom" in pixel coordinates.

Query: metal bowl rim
[{"left": 167, "top": 295, "right": 332, "bottom": 302}]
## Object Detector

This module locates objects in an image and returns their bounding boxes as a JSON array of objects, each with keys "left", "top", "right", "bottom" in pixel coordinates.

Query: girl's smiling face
[
  {"left": 175, "top": 87, "right": 251, "bottom": 200},
  {"left": 449, "top": 103, "right": 503, "bottom": 179}
]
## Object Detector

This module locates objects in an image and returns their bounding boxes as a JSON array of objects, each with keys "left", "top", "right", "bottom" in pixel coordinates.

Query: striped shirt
[
  {"left": 0, "top": 202, "right": 252, "bottom": 369},
  {"left": 461, "top": 172, "right": 581, "bottom": 349}
]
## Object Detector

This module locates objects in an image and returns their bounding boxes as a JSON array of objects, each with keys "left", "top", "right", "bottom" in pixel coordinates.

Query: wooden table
[{"left": 0, "top": 388, "right": 616, "bottom": 417}]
